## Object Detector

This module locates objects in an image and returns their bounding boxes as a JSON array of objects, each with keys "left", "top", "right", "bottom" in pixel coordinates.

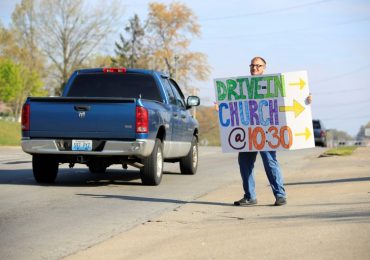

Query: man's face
[{"left": 249, "top": 58, "right": 265, "bottom": 75}]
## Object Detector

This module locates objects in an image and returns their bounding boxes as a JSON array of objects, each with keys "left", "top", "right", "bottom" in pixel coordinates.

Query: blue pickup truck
[{"left": 21, "top": 68, "right": 200, "bottom": 185}]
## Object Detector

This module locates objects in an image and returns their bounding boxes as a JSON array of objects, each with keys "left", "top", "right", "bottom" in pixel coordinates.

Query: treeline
[
  {"left": 0, "top": 0, "right": 210, "bottom": 119},
  {"left": 197, "top": 106, "right": 220, "bottom": 146},
  {"left": 355, "top": 122, "right": 370, "bottom": 140}
]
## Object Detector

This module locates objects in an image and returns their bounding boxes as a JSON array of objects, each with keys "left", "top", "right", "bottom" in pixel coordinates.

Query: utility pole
[
  {"left": 174, "top": 55, "right": 179, "bottom": 82},
  {"left": 192, "top": 86, "right": 199, "bottom": 120}
]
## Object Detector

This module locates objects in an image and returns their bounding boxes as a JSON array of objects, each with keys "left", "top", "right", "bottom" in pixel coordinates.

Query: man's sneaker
[
  {"left": 234, "top": 198, "right": 257, "bottom": 206},
  {"left": 274, "top": 197, "right": 287, "bottom": 206}
]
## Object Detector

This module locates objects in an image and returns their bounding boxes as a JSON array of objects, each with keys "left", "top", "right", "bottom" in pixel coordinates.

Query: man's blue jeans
[{"left": 238, "top": 151, "right": 286, "bottom": 200}]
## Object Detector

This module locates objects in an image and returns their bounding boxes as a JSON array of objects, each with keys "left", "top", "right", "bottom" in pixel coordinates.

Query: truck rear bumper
[{"left": 21, "top": 138, "right": 155, "bottom": 157}]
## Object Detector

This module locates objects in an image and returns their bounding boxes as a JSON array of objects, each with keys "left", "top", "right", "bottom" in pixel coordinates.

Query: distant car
[{"left": 313, "top": 119, "right": 327, "bottom": 147}]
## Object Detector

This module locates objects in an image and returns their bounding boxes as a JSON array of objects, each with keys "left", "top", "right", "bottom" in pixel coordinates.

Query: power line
[
  {"left": 198, "top": 16, "right": 370, "bottom": 40},
  {"left": 322, "top": 114, "right": 370, "bottom": 121},
  {"left": 311, "top": 64, "right": 370, "bottom": 85},
  {"left": 200, "top": 0, "right": 333, "bottom": 21},
  {"left": 314, "top": 99, "right": 370, "bottom": 107},
  {"left": 313, "top": 87, "right": 369, "bottom": 95},
  {"left": 317, "top": 105, "right": 369, "bottom": 119}
]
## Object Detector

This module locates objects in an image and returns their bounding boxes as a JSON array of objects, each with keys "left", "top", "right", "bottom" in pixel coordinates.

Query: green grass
[
  {"left": 323, "top": 146, "right": 357, "bottom": 156},
  {"left": 0, "top": 120, "right": 21, "bottom": 146}
]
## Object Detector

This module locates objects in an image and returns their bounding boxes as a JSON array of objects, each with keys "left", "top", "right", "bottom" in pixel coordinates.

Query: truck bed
[{"left": 28, "top": 97, "right": 137, "bottom": 140}]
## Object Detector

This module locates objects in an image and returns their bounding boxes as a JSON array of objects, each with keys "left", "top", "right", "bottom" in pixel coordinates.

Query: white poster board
[
  {"left": 214, "top": 71, "right": 315, "bottom": 152},
  {"left": 365, "top": 128, "right": 370, "bottom": 137}
]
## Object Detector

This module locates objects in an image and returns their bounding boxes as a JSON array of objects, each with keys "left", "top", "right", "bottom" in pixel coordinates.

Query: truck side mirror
[{"left": 186, "top": 96, "right": 200, "bottom": 108}]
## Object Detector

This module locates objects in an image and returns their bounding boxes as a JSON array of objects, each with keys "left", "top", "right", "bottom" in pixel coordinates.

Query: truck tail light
[
  {"left": 21, "top": 103, "right": 30, "bottom": 131},
  {"left": 103, "top": 67, "right": 126, "bottom": 73},
  {"left": 136, "top": 106, "right": 148, "bottom": 133}
]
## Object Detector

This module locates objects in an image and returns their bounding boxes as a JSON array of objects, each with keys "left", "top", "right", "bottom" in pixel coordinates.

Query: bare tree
[
  {"left": 0, "top": 1, "right": 47, "bottom": 118},
  {"left": 0, "top": 25, "right": 20, "bottom": 59},
  {"left": 36, "top": 0, "right": 121, "bottom": 94},
  {"left": 11, "top": 0, "right": 44, "bottom": 72}
]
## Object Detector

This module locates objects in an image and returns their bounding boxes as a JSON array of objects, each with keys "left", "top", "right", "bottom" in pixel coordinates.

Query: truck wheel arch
[{"left": 156, "top": 125, "right": 166, "bottom": 142}]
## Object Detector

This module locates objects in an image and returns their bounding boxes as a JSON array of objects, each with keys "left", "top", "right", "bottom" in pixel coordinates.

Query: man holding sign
[{"left": 215, "top": 57, "right": 312, "bottom": 206}]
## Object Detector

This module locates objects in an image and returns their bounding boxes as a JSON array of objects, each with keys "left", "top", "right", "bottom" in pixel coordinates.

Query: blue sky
[{"left": 1, "top": 0, "right": 370, "bottom": 137}]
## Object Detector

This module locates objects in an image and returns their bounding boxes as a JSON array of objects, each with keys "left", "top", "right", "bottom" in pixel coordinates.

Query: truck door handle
[
  {"left": 74, "top": 105, "right": 91, "bottom": 111},
  {"left": 173, "top": 113, "right": 178, "bottom": 118}
]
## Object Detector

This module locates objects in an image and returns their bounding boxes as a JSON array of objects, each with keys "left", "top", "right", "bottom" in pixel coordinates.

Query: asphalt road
[{"left": 0, "top": 146, "right": 323, "bottom": 259}]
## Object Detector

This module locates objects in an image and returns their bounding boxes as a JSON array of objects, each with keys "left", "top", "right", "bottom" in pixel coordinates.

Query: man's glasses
[{"left": 249, "top": 64, "right": 264, "bottom": 68}]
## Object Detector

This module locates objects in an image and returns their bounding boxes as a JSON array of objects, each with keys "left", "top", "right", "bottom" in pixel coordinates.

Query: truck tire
[
  {"left": 140, "top": 138, "right": 163, "bottom": 185},
  {"left": 32, "top": 155, "right": 59, "bottom": 184},
  {"left": 179, "top": 136, "right": 198, "bottom": 175}
]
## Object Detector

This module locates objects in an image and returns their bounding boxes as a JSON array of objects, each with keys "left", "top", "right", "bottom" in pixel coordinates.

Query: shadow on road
[
  {"left": 2, "top": 160, "right": 31, "bottom": 165},
  {"left": 76, "top": 193, "right": 234, "bottom": 207},
  {"left": 262, "top": 206, "right": 370, "bottom": 223},
  {"left": 285, "top": 177, "right": 370, "bottom": 186},
  {"left": 0, "top": 168, "right": 184, "bottom": 187}
]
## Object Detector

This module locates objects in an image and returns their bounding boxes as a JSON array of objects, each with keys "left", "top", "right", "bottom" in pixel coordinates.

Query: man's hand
[
  {"left": 214, "top": 102, "right": 219, "bottom": 111},
  {"left": 306, "top": 93, "right": 313, "bottom": 105}
]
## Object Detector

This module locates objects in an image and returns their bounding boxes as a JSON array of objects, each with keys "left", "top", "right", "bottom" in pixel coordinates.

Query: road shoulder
[{"left": 66, "top": 147, "right": 370, "bottom": 260}]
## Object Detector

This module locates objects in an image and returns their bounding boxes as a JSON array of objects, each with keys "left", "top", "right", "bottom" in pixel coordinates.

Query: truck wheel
[
  {"left": 180, "top": 136, "right": 198, "bottom": 175},
  {"left": 32, "top": 155, "right": 59, "bottom": 184},
  {"left": 88, "top": 161, "right": 107, "bottom": 174},
  {"left": 140, "top": 138, "right": 163, "bottom": 185}
]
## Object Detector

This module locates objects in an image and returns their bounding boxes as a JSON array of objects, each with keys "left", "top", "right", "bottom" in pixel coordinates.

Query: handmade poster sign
[{"left": 214, "top": 71, "right": 315, "bottom": 152}]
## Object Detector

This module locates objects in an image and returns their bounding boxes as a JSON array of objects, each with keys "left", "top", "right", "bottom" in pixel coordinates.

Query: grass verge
[
  {"left": 323, "top": 146, "right": 357, "bottom": 156},
  {"left": 0, "top": 120, "right": 21, "bottom": 146}
]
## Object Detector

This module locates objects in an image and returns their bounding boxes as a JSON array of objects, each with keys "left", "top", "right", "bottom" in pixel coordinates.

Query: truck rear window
[{"left": 66, "top": 73, "right": 162, "bottom": 101}]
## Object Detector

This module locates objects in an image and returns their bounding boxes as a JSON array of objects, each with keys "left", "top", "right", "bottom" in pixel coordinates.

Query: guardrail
[{"left": 331, "top": 140, "right": 370, "bottom": 147}]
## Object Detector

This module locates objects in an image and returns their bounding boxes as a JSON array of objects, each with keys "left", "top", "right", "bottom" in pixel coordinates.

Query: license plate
[{"left": 72, "top": 140, "right": 92, "bottom": 151}]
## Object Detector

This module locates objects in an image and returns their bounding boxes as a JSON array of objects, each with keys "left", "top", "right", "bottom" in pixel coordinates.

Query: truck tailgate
[{"left": 29, "top": 97, "right": 137, "bottom": 139}]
